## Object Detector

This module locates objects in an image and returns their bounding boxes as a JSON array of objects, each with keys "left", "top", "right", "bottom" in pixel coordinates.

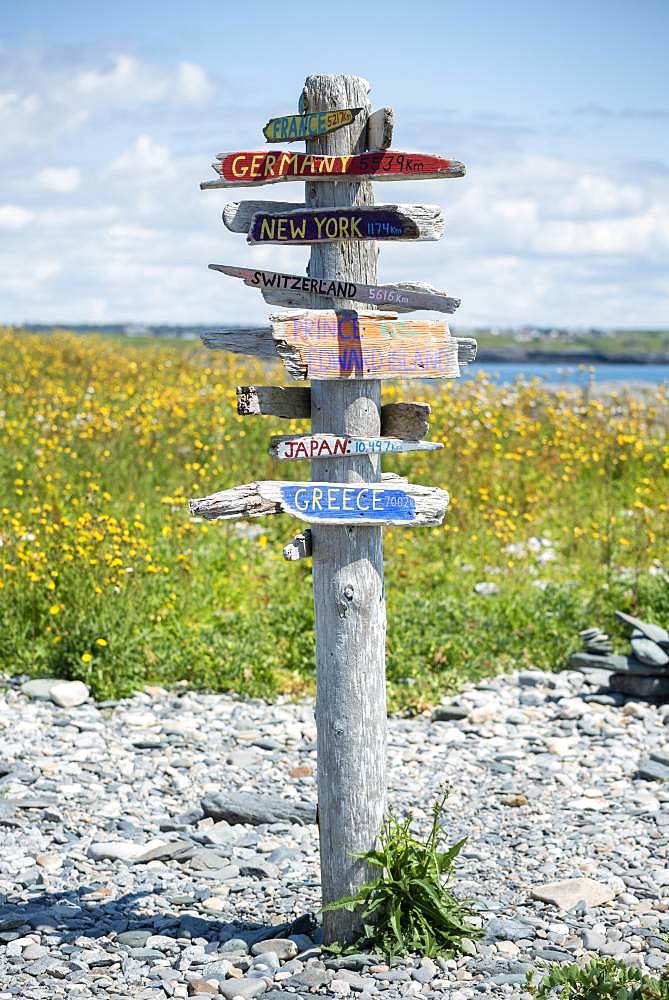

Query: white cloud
[
  {"left": 559, "top": 175, "right": 645, "bottom": 217},
  {"left": 0, "top": 204, "right": 33, "bottom": 229},
  {"left": 36, "top": 166, "right": 81, "bottom": 193},
  {"left": 176, "top": 62, "right": 213, "bottom": 104},
  {"left": 107, "top": 134, "right": 174, "bottom": 176}
]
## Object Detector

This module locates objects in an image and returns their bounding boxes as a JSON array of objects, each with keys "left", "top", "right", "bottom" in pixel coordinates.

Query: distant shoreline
[{"left": 476, "top": 348, "right": 669, "bottom": 365}]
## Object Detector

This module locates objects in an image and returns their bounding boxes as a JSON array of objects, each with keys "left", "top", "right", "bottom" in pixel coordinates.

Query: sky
[{"left": 1, "top": 0, "right": 668, "bottom": 328}]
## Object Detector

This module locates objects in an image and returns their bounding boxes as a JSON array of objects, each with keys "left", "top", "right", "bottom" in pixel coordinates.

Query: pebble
[
  {"left": 2, "top": 668, "right": 668, "bottom": 998},
  {"left": 48, "top": 680, "right": 90, "bottom": 708},
  {"left": 531, "top": 878, "right": 617, "bottom": 911}
]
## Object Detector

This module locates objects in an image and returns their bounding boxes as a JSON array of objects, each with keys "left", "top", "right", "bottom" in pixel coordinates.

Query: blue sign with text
[{"left": 279, "top": 484, "right": 417, "bottom": 522}]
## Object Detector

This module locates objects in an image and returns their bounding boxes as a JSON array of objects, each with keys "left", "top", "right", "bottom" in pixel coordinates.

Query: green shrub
[
  {"left": 527, "top": 957, "right": 669, "bottom": 1000},
  {"left": 324, "top": 789, "right": 481, "bottom": 958}
]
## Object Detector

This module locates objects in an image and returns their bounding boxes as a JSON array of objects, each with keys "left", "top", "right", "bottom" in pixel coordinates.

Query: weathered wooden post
[
  {"left": 303, "top": 73, "right": 387, "bottom": 945},
  {"left": 192, "top": 73, "right": 472, "bottom": 945}
]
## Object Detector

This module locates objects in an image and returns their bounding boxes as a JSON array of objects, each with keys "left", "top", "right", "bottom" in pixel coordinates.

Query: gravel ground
[{"left": 0, "top": 667, "right": 667, "bottom": 999}]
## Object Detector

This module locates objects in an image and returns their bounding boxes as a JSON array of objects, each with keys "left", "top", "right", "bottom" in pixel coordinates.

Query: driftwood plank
[
  {"left": 246, "top": 205, "right": 444, "bottom": 245},
  {"left": 380, "top": 401, "right": 431, "bottom": 439},
  {"left": 202, "top": 150, "right": 465, "bottom": 189},
  {"left": 236, "top": 384, "right": 311, "bottom": 418},
  {"left": 283, "top": 529, "right": 313, "bottom": 561},
  {"left": 269, "top": 434, "right": 442, "bottom": 461},
  {"left": 189, "top": 479, "right": 450, "bottom": 527},
  {"left": 367, "top": 107, "right": 394, "bottom": 150},
  {"left": 236, "top": 386, "right": 432, "bottom": 440},
  {"left": 263, "top": 108, "right": 362, "bottom": 143},
  {"left": 209, "top": 265, "right": 461, "bottom": 314},
  {"left": 203, "top": 323, "right": 476, "bottom": 378}
]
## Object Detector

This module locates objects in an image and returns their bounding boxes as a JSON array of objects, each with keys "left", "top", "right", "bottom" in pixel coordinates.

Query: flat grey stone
[
  {"left": 188, "top": 848, "right": 238, "bottom": 873},
  {"left": 631, "top": 637, "right": 669, "bottom": 668},
  {"left": 219, "top": 938, "right": 250, "bottom": 954},
  {"left": 533, "top": 949, "right": 574, "bottom": 962},
  {"left": 136, "top": 839, "right": 194, "bottom": 863},
  {"left": 615, "top": 611, "right": 668, "bottom": 645},
  {"left": 412, "top": 958, "right": 437, "bottom": 983},
  {"left": 201, "top": 792, "right": 316, "bottom": 826},
  {"left": 217, "top": 978, "right": 270, "bottom": 1000},
  {"left": 250, "top": 939, "right": 298, "bottom": 960},
  {"left": 569, "top": 652, "right": 625, "bottom": 673},
  {"left": 610, "top": 673, "right": 669, "bottom": 698},
  {"left": 263, "top": 993, "right": 310, "bottom": 1000},
  {"left": 486, "top": 918, "right": 536, "bottom": 942},
  {"left": 531, "top": 878, "right": 616, "bottom": 910},
  {"left": 285, "top": 967, "right": 333, "bottom": 989},
  {"left": 50, "top": 680, "right": 90, "bottom": 707},
  {"left": 21, "top": 678, "right": 58, "bottom": 700},
  {"left": 117, "top": 929, "right": 153, "bottom": 948},
  {"left": 431, "top": 705, "right": 468, "bottom": 722},
  {"left": 239, "top": 859, "right": 280, "bottom": 880},
  {"left": 326, "top": 954, "right": 382, "bottom": 971},
  {"left": 638, "top": 758, "right": 669, "bottom": 781}
]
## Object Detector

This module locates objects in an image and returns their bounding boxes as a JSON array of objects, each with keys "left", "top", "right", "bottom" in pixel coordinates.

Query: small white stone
[
  {"left": 330, "top": 979, "right": 352, "bottom": 996},
  {"left": 87, "top": 838, "right": 165, "bottom": 862},
  {"left": 496, "top": 941, "right": 520, "bottom": 958},
  {"left": 49, "top": 680, "right": 90, "bottom": 708}
]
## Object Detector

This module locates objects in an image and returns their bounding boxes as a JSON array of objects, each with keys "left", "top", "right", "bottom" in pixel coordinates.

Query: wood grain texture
[
  {"left": 269, "top": 433, "right": 442, "bottom": 460},
  {"left": 235, "top": 386, "right": 432, "bottom": 439},
  {"left": 302, "top": 72, "right": 386, "bottom": 948},
  {"left": 209, "top": 264, "right": 461, "bottom": 314},
  {"left": 283, "top": 529, "right": 312, "bottom": 561},
  {"left": 380, "top": 401, "right": 431, "bottom": 439},
  {"left": 204, "top": 326, "right": 476, "bottom": 377},
  {"left": 189, "top": 478, "right": 449, "bottom": 526},
  {"left": 236, "top": 384, "right": 311, "bottom": 418},
  {"left": 202, "top": 149, "right": 465, "bottom": 189},
  {"left": 367, "top": 107, "right": 394, "bottom": 150}
]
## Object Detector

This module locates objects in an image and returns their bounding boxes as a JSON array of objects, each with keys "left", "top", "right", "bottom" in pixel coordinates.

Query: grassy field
[
  {"left": 1, "top": 328, "right": 667, "bottom": 710},
  {"left": 473, "top": 328, "right": 669, "bottom": 357}
]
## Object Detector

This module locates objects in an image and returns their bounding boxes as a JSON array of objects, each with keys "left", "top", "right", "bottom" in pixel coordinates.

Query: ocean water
[{"left": 462, "top": 361, "right": 669, "bottom": 386}]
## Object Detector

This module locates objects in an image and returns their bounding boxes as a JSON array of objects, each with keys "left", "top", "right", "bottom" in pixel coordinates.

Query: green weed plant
[
  {"left": 527, "top": 958, "right": 668, "bottom": 1000},
  {"left": 324, "top": 789, "right": 481, "bottom": 958}
]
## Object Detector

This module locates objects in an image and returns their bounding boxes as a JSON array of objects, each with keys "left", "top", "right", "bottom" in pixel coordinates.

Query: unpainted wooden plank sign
[
  {"left": 209, "top": 265, "right": 461, "bottom": 314},
  {"left": 189, "top": 478, "right": 450, "bottom": 527},
  {"left": 263, "top": 108, "right": 362, "bottom": 142},
  {"left": 202, "top": 150, "right": 465, "bottom": 189},
  {"left": 367, "top": 107, "right": 394, "bottom": 150},
  {"left": 235, "top": 386, "right": 433, "bottom": 440},
  {"left": 270, "top": 434, "right": 442, "bottom": 461},
  {"left": 246, "top": 205, "right": 443, "bottom": 245}
]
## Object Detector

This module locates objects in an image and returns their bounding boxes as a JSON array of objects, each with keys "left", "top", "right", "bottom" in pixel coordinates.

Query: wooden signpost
[
  {"left": 202, "top": 149, "right": 465, "bottom": 188},
  {"left": 193, "top": 73, "right": 470, "bottom": 945},
  {"left": 263, "top": 108, "right": 362, "bottom": 142},
  {"left": 209, "top": 265, "right": 461, "bottom": 314}
]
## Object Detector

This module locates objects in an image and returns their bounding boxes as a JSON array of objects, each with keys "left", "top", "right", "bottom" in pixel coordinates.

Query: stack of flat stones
[{"left": 570, "top": 611, "right": 669, "bottom": 706}]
